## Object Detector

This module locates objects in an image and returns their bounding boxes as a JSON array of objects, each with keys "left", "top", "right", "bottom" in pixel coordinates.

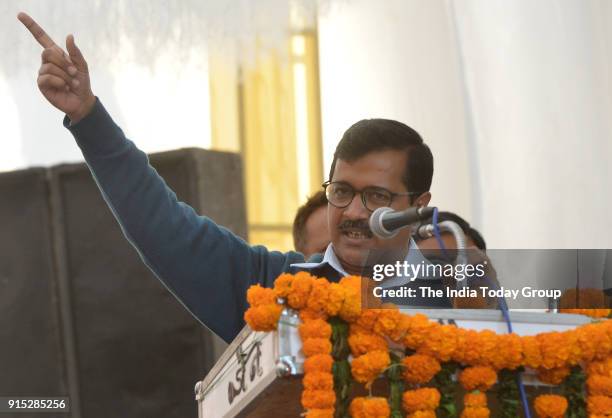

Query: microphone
[{"left": 369, "top": 206, "right": 435, "bottom": 239}]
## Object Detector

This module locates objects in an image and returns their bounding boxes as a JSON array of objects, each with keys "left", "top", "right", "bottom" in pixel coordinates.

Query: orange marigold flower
[
  {"left": 468, "top": 330, "right": 499, "bottom": 367},
  {"left": 287, "top": 272, "right": 316, "bottom": 309},
  {"left": 537, "top": 332, "right": 572, "bottom": 369},
  {"left": 588, "top": 375, "right": 612, "bottom": 397},
  {"left": 418, "top": 324, "right": 458, "bottom": 362},
  {"left": 460, "top": 406, "right": 490, "bottom": 418},
  {"left": 521, "top": 335, "right": 543, "bottom": 369},
  {"left": 402, "top": 388, "right": 440, "bottom": 412},
  {"left": 299, "top": 309, "right": 328, "bottom": 322},
  {"left": 407, "top": 411, "right": 436, "bottom": 418},
  {"left": 348, "top": 332, "right": 388, "bottom": 357},
  {"left": 587, "top": 359, "right": 612, "bottom": 378},
  {"left": 349, "top": 396, "right": 391, "bottom": 418},
  {"left": 534, "top": 394, "right": 568, "bottom": 418},
  {"left": 402, "top": 314, "right": 439, "bottom": 350},
  {"left": 246, "top": 284, "right": 276, "bottom": 307},
  {"left": 303, "top": 372, "right": 334, "bottom": 391},
  {"left": 355, "top": 309, "right": 382, "bottom": 333},
  {"left": 299, "top": 319, "right": 332, "bottom": 340},
  {"left": 537, "top": 366, "right": 570, "bottom": 385},
  {"left": 373, "top": 308, "right": 404, "bottom": 341},
  {"left": 304, "top": 409, "right": 334, "bottom": 418},
  {"left": 303, "top": 338, "right": 332, "bottom": 357},
  {"left": 339, "top": 276, "right": 362, "bottom": 322},
  {"left": 453, "top": 328, "right": 478, "bottom": 365},
  {"left": 244, "top": 304, "right": 282, "bottom": 331},
  {"left": 325, "top": 283, "right": 345, "bottom": 316},
  {"left": 459, "top": 366, "right": 497, "bottom": 392},
  {"left": 402, "top": 354, "right": 441, "bottom": 385},
  {"left": 463, "top": 392, "right": 487, "bottom": 407},
  {"left": 273, "top": 273, "right": 294, "bottom": 298},
  {"left": 490, "top": 333, "right": 523, "bottom": 370},
  {"left": 306, "top": 278, "right": 331, "bottom": 315},
  {"left": 351, "top": 350, "right": 391, "bottom": 388},
  {"left": 588, "top": 395, "right": 612, "bottom": 415},
  {"left": 304, "top": 354, "right": 333, "bottom": 373},
  {"left": 301, "top": 389, "right": 336, "bottom": 409}
]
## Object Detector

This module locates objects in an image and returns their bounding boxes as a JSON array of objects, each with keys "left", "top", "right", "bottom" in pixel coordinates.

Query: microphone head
[{"left": 369, "top": 207, "right": 398, "bottom": 239}]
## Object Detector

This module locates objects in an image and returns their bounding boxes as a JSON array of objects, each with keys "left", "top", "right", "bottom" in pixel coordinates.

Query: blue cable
[
  {"left": 432, "top": 207, "right": 450, "bottom": 261},
  {"left": 430, "top": 212, "right": 532, "bottom": 418}
]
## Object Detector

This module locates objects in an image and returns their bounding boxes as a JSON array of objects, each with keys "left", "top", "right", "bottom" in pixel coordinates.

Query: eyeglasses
[{"left": 322, "top": 181, "right": 421, "bottom": 212}]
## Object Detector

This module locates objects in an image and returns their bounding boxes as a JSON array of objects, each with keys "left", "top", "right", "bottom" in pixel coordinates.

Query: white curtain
[{"left": 319, "top": 0, "right": 612, "bottom": 249}]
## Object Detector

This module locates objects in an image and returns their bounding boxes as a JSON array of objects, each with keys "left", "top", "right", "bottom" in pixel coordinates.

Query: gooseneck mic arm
[{"left": 369, "top": 206, "right": 436, "bottom": 239}]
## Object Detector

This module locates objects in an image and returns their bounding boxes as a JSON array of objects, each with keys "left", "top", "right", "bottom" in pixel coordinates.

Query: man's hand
[{"left": 17, "top": 12, "right": 96, "bottom": 124}]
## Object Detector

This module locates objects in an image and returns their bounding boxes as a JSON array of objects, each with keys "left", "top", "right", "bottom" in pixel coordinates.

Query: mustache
[{"left": 338, "top": 219, "right": 373, "bottom": 237}]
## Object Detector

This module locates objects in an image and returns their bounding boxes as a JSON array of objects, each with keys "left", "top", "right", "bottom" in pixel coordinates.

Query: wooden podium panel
[{"left": 195, "top": 309, "right": 592, "bottom": 418}]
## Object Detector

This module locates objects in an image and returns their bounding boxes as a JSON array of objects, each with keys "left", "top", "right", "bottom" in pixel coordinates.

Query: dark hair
[
  {"left": 419, "top": 211, "right": 487, "bottom": 251},
  {"left": 329, "top": 119, "right": 434, "bottom": 199},
  {"left": 293, "top": 191, "right": 328, "bottom": 252}
]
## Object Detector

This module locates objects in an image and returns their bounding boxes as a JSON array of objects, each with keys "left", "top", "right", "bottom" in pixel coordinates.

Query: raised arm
[{"left": 18, "top": 13, "right": 304, "bottom": 342}]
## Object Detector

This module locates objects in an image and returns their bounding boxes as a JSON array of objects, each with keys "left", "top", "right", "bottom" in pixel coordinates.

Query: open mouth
[{"left": 342, "top": 229, "right": 373, "bottom": 240}]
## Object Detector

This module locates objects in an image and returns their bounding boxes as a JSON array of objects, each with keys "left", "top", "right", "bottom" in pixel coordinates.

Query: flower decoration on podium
[{"left": 244, "top": 272, "right": 612, "bottom": 417}]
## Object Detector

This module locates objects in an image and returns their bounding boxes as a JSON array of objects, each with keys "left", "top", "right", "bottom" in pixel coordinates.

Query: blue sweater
[{"left": 64, "top": 99, "right": 340, "bottom": 343}]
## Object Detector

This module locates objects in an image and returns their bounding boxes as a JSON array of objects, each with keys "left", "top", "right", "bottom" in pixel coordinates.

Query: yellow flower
[
  {"left": 243, "top": 304, "right": 282, "bottom": 331},
  {"left": 301, "top": 389, "right": 336, "bottom": 409},
  {"left": 351, "top": 350, "right": 391, "bottom": 388},
  {"left": 458, "top": 367, "right": 497, "bottom": 392},
  {"left": 402, "top": 388, "right": 440, "bottom": 412},
  {"left": 534, "top": 394, "right": 568, "bottom": 418},
  {"left": 349, "top": 397, "right": 391, "bottom": 418},
  {"left": 402, "top": 354, "right": 441, "bottom": 385}
]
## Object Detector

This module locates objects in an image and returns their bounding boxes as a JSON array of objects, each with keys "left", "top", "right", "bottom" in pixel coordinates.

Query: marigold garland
[
  {"left": 401, "top": 354, "right": 441, "bottom": 385},
  {"left": 458, "top": 366, "right": 497, "bottom": 392},
  {"left": 350, "top": 350, "right": 391, "bottom": 389},
  {"left": 402, "top": 388, "right": 440, "bottom": 413},
  {"left": 241, "top": 273, "right": 612, "bottom": 418},
  {"left": 348, "top": 397, "right": 390, "bottom": 418},
  {"left": 533, "top": 394, "right": 568, "bottom": 418}
]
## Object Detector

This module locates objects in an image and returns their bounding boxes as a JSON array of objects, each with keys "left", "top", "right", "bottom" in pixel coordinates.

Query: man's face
[
  {"left": 328, "top": 149, "right": 430, "bottom": 274},
  {"left": 302, "top": 206, "right": 330, "bottom": 259}
]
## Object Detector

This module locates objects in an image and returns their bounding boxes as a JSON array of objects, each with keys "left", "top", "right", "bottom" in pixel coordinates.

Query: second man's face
[{"left": 328, "top": 149, "right": 428, "bottom": 274}]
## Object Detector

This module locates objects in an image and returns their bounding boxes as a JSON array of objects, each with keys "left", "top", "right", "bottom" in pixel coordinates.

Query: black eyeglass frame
[{"left": 322, "top": 180, "right": 422, "bottom": 212}]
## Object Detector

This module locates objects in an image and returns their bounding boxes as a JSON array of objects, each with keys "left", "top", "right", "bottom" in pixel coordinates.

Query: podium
[{"left": 194, "top": 309, "right": 591, "bottom": 418}]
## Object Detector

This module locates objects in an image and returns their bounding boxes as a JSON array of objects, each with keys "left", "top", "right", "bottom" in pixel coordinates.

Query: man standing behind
[
  {"left": 17, "top": 12, "right": 434, "bottom": 343},
  {"left": 293, "top": 191, "right": 330, "bottom": 259}
]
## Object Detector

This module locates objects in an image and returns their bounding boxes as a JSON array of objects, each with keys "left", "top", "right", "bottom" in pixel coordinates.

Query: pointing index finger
[{"left": 17, "top": 12, "right": 57, "bottom": 49}]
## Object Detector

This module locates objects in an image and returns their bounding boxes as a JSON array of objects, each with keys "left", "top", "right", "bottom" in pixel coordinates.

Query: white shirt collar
[{"left": 291, "top": 238, "right": 425, "bottom": 283}]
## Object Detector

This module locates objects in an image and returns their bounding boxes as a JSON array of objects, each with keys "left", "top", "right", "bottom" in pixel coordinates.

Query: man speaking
[{"left": 17, "top": 12, "right": 434, "bottom": 343}]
